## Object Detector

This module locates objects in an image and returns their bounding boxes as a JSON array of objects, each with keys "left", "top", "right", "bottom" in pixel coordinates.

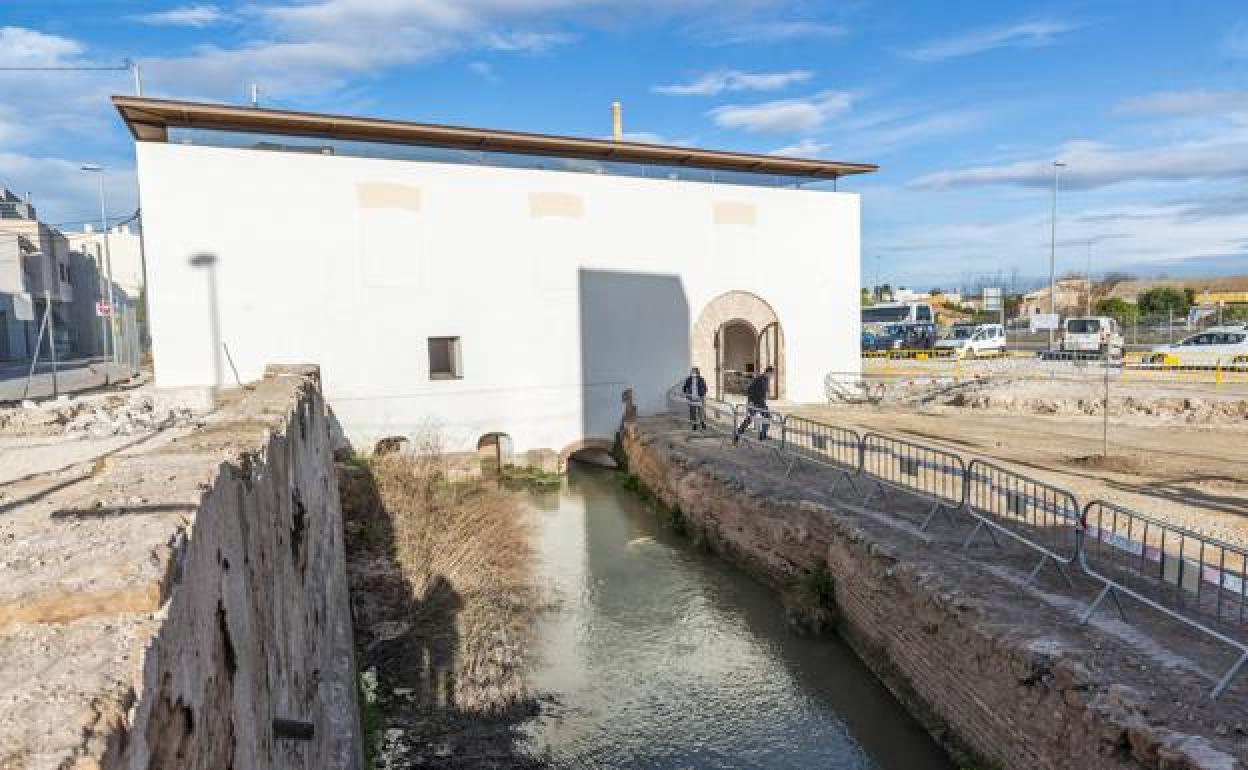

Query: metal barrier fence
[
  {"left": 963, "top": 460, "right": 1082, "bottom": 585},
  {"left": 862, "top": 348, "right": 958, "bottom": 360},
  {"left": 780, "top": 414, "right": 862, "bottom": 492},
  {"left": 659, "top": 388, "right": 1248, "bottom": 697},
  {"left": 860, "top": 350, "right": 1248, "bottom": 387},
  {"left": 860, "top": 432, "right": 965, "bottom": 530},
  {"left": 665, "top": 388, "right": 736, "bottom": 438},
  {"left": 1122, "top": 352, "right": 1248, "bottom": 386},
  {"left": 1080, "top": 501, "right": 1248, "bottom": 698}
]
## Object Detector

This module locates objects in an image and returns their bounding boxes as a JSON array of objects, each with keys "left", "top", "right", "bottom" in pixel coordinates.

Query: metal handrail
[
  {"left": 962, "top": 459, "right": 1082, "bottom": 585},
  {"left": 779, "top": 414, "right": 862, "bottom": 493},
  {"left": 859, "top": 432, "right": 966, "bottom": 530},
  {"left": 661, "top": 383, "right": 1248, "bottom": 698},
  {"left": 1078, "top": 500, "right": 1248, "bottom": 699}
]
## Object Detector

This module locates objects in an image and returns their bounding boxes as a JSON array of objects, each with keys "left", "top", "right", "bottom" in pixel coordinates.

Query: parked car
[
  {"left": 866, "top": 322, "right": 937, "bottom": 352},
  {"left": 1147, "top": 326, "right": 1248, "bottom": 365},
  {"left": 934, "top": 323, "right": 1006, "bottom": 358},
  {"left": 1060, "top": 316, "right": 1123, "bottom": 356}
]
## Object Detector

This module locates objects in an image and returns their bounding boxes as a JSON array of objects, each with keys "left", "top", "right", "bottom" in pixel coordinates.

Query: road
[{"left": 0, "top": 356, "right": 138, "bottom": 403}]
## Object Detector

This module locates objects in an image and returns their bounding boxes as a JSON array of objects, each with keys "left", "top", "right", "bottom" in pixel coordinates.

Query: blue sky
[{"left": 3, "top": 1, "right": 1248, "bottom": 290}]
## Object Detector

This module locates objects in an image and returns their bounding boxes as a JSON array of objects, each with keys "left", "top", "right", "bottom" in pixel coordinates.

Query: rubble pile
[{"left": 0, "top": 390, "right": 199, "bottom": 438}]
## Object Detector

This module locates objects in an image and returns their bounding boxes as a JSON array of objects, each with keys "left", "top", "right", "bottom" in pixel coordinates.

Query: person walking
[
  {"left": 735, "top": 365, "right": 774, "bottom": 444},
  {"left": 682, "top": 366, "right": 708, "bottom": 430}
]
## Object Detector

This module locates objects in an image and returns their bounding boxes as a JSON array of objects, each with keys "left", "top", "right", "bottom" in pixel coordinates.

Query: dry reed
[{"left": 361, "top": 445, "right": 543, "bottom": 716}]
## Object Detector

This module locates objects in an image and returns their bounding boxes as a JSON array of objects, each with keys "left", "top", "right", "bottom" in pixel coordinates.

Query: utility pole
[
  {"left": 1086, "top": 239, "right": 1093, "bottom": 316},
  {"left": 81, "top": 164, "right": 119, "bottom": 364},
  {"left": 126, "top": 59, "right": 143, "bottom": 95},
  {"left": 1048, "top": 160, "right": 1066, "bottom": 350}
]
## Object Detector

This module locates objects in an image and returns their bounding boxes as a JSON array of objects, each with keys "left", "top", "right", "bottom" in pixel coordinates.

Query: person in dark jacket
[
  {"left": 682, "top": 367, "right": 708, "bottom": 430},
  {"left": 735, "top": 365, "right": 774, "bottom": 444}
]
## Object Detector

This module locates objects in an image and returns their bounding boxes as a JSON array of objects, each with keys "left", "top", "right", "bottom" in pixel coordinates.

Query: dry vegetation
[{"left": 339, "top": 441, "right": 547, "bottom": 768}]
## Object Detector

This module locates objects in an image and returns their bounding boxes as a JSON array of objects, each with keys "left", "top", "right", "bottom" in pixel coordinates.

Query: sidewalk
[{"left": 0, "top": 356, "right": 139, "bottom": 403}]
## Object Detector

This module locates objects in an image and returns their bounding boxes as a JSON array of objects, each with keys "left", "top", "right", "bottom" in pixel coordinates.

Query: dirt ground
[{"left": 792, "top": 364, "right": 1248, "bottom": 547}]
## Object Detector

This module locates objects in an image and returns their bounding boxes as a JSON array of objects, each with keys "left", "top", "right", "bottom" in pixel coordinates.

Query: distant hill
[{"left": 1105, "top": 275, "right": 1248, "bottom": 300}]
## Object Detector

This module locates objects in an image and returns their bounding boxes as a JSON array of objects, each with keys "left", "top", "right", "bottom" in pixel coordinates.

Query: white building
[
  {"left": 76, "top": 223, "right": 145, "bottom": 296},
  {"left": 118, "top": 97, "right": 875, "bottom": 460}
]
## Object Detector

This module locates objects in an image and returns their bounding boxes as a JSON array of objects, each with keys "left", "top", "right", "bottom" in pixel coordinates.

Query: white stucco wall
[{"left": 135, "top": 141, "right": 861, "bottom": 453}]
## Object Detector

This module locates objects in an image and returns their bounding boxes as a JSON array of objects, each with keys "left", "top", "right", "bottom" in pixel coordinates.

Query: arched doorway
[
  {"left": 718, "top": 320, "right": 757, "bottom": 395},
  {"left": 692, "top": 291, "right": 785, "bottom": 400},
  {"left": 477, "top": 432, "right": 514, "bottom": 474}
]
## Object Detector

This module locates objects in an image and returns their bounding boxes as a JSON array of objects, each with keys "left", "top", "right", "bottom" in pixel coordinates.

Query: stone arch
[
  {"left": 476, "top": 432, "right": 514, "bottom": 473},
  {"left": 558, "top": 438, "right": 615, "bottom": 472},
  {"left": 691, "top": 291, "right": 785, "bottom": 400}
]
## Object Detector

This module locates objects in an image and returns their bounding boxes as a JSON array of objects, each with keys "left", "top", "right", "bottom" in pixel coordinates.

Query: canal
[{"left": 519, "top": 463, "right": 952, "bottom": 769}]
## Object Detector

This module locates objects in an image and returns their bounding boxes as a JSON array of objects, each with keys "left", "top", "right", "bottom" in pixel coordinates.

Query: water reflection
[{"left": 521, "top": 465, "right": 951, "bottom": 770}]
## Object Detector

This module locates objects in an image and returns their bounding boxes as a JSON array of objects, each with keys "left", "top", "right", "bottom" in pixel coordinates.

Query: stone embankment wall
[
  {"left": 621, "top": 418, "right": 1242, "bottom": 770},
  {"left": 0, "top": 366, "right": 361, "bottom": 769}
]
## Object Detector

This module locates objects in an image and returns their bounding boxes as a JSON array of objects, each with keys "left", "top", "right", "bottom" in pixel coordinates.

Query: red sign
[{"left": 95, "top": 302, "right": 112, "bottom": 317}]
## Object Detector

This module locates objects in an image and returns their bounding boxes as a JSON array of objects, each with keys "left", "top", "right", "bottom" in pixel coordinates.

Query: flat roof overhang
[{"left": 112, "top": 96, "right": 878, "bottom": 181}]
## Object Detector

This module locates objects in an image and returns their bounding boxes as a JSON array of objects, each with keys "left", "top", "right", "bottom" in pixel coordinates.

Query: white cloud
[
  {"left": 0, "top": 26, "right": 84, "bottom": 65},
  {"left": 131, "top": 5, "right": 234, "bottom": 27},
  {"left": 616, "top": 131, "right": 693, "bottom": 146},
  {"left": 655, "top": 69, "right": 811, "bottom": 96},
  {"left": 709, "top": 90, "right": 853, "bottom": 133},
  {"left": 0, "top": 151, "right": 136, "bottom": 227},
  {"left": 876, "top": 191, "right": 1248, "bottom": 285},
  {"left": 708, "top": 20, "right": 848, "bottom": 45},
  {"left": 137, "top": 0, "right": 751, "bottom": 100},
  {"left": 1118, "top": 89, "right": 1248, "bottom": 115},
  {"left": 910, "top": 138, "right": 1248, "bottom": 191},
  {"left": 833, "top": 105, "right": 991, "bottom": 158},
  {"left": 468, "top": 60, "right": 499, "bottom": 82},
  {"left": 483, "top": 30, "right": 574, "bottom": 53},
  {"left": 902, "top": 19, "right": 1078, "bottom": 62},
  {"left": 769, "top": 138, "right": 826, "bottom": 157}
]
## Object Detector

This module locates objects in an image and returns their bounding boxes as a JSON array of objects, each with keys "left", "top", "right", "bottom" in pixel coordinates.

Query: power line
[
  {"left": 0, "top": 65, "right": 129, "bottom": 71},
  {"left": 0, "top": 59, "right": 142, "bottom": 94}
]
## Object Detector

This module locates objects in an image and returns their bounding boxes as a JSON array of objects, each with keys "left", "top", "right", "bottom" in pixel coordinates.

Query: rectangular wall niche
[
  {"left": 529, "top": 192, "right": 584, "bottom": 219},
  {"left": 357, "top": 182, "right": 422, "bottom": 288},
  {"left": 428, "top": 336, "right": 462, "bottom": 379},
  {"left": 713, "top": 201, "right": 757, "bottom": 226}
]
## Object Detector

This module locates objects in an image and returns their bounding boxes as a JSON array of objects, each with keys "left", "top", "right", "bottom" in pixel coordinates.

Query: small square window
[{"left": 428, "top": 337, "right": 462, "bottom": 380}]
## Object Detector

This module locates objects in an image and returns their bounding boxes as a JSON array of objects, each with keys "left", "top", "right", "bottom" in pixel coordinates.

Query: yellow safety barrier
[{"left": 1121, "top": 352, "right": 1248, "bottom": 387}]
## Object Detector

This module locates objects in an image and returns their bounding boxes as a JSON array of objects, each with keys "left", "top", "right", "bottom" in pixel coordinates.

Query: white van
[
  {"left": 935, "top": 323, "right": 1006, "bottom": 358},
  {"left": 1061, "top": 317, "right": 1123, "bottom": 356}
]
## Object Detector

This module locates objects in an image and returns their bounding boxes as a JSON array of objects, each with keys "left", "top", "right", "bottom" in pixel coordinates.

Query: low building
[
  {"left": 117, "top": 96, "right": 876, "bottom": 458},
  {"left": 1018, "top": 277, "right": 1089, "bottom": 318},
  {"left": 75, "top": 223, "right": 145, "bottom": 297},
  {"left": 0, "top": 188, "right": 80, "bottom": 360}
]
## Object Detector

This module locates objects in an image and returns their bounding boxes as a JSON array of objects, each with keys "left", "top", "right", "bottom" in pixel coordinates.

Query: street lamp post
[
  {"left": 1086, "top": 239, "right": 1093, "bottom": 316},
  {"left": 1048, "top": 160, "right": 1066, "bottom": 350},
  {"left": 81, "top": 164, "right": 118, "bottom": 364}
]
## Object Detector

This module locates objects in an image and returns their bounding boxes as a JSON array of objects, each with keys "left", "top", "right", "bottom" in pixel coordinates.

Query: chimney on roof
[{"left": 611, "top": 101, "right": 622, "bottom": 141}]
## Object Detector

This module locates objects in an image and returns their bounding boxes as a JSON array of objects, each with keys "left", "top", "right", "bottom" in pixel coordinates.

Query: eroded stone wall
[
  {"left": 0, "top": 366, "right": 361, "bottom": 769},
  {"left": 621, "top": 418, "right": 1242, "bottom": 770}
]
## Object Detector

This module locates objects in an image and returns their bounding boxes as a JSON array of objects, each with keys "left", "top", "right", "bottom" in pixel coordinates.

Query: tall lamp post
[
  {"left": 1048, "top": 160, "right": 1066, "bottom": 350},
  {"left": 81, "top": 164, "right": 118, "bottom": 364},
  {"left": 1085, "top": 239, "right": 1093, "bottom": 316}
]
